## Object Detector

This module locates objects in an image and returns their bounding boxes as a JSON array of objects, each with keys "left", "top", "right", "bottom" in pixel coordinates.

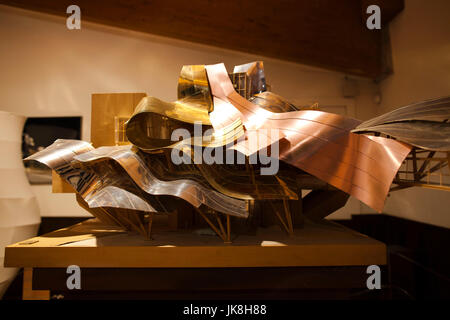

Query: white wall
[
  {"left": 379, "top": 0, "right": 450, "bottom": 228},
  {"left": 0, "top": 5, "right": 388, "bottom": 219}
]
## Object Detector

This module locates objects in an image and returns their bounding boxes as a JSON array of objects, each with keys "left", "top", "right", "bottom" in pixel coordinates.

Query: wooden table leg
[{"left": 22, "top": 267, "right": 50, "bottom": 300}]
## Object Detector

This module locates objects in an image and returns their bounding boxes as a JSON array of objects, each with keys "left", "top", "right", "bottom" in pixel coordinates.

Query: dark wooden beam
[
  {"left": 361, "top": 0, "right": 404, "bottom": 25},
  {"left": 1, "top": 0, "right": 403, "bottom": 79}
]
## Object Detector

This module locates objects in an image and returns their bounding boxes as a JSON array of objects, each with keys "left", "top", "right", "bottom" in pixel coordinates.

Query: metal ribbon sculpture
[
  {"left": 25, "top": 61, "right": 450, "bottom": 240},
  {"left": 204, "top": 63, "right": 412, "bottom": 212}
]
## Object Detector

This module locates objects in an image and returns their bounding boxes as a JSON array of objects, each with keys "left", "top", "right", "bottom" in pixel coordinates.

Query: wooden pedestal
[{"left": 4, "top": 218, "right": 386, "bottom": 300}]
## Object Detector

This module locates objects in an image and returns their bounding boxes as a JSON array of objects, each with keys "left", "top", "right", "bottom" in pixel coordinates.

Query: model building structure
[{"left": 26, "top": 62, "right": 450, "bottom": 242}]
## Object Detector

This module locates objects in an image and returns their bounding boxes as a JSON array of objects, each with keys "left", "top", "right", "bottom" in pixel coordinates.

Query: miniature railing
[
  {"left": 229, "top": 72, "right": 251, "bottom": 99},
  {"left": 114, "top": 116, "right": 129, "bottom": 145},
  {"left": 391, "top": 148, "right": 450, "bottom": 192}
]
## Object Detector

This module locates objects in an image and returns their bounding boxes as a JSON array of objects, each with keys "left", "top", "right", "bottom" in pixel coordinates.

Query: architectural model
[{"left": 26, "top": 62, "right": 450, "bottom": 242}]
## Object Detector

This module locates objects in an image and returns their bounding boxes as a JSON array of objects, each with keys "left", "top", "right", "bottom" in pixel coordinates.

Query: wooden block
[
  {"left": 91, "top": 92, "right": 147, "bottom": 148},
  {"left": 22, "top": 268, "right": 50, "bottom": 300},
  {"left": 168, "top": 210, "right": 178, "bottom": 230},
  {"left": 5, "top": 219, "right": 387, "bottom": 268},
  {"left": 51, "top": 170, "right": 75, "bottom": 193}
]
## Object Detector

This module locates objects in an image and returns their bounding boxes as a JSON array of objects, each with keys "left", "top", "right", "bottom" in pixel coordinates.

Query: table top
[{"left": 5, "top": 218, "right": 386, "bottom": 268}]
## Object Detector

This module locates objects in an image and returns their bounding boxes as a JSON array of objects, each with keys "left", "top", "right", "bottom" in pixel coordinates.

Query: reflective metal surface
[
  {"left": 27, "top": 61, "right": 448, "bottom": 233},
  {"left": 134, "top": 150, "right": 300, "bottom": 201},
  {"left": 250, "top": 91, "right": 299, "bottom": 113},
  {"left": 126, "top": 65, "right": 213, "bottom": 151},
  {"left": 73, "top": 145, "right": 249, "bottom": 217},
  {"left": 352, "top": 96, "right": 450, "bottom": 151},
  {"left": 355, "top": 96, "right": 450, "bottom": 127},
  {"left": 231, "top": 61, "right": 267, "bottom": 98},
  {"left": 178, "top": 64, "right": 214, "bottom": 112},
  {"left": 25, "top": 139, "right": 156, "bottom": 214},
  {"left": 204, "top": 63, "right": 412, "bottom": 212}
]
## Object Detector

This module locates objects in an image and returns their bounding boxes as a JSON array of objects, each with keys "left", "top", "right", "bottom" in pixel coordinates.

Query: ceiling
[{"left": 1, "top": 0, "right": 404, "bottom": 79}]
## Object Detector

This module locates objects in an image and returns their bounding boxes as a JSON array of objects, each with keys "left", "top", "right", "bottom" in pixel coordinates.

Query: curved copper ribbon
[{"left": 204, "top": 63, "right": 412, "bottom": 212}]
